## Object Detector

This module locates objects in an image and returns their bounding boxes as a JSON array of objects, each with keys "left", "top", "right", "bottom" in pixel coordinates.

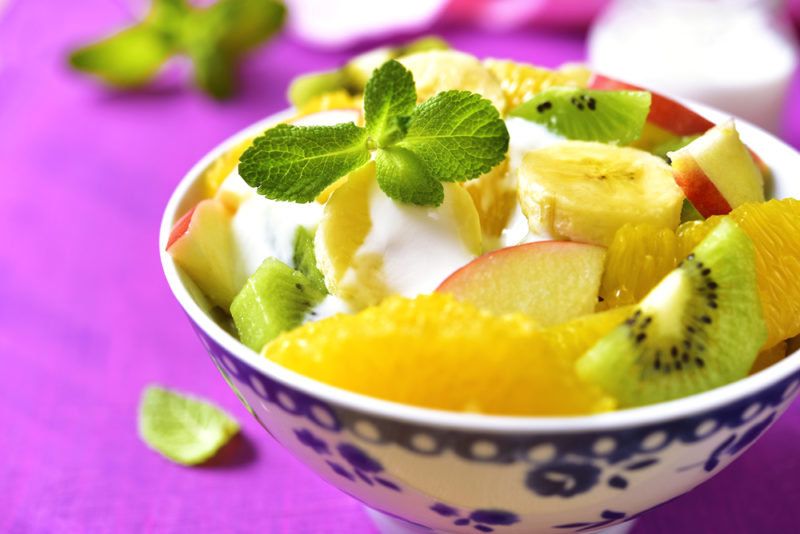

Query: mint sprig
[
  {"left": 69, "top": 0, "right": 285, "bottom": 99},
  {"left": 239, "top": 59, "right": 509, "bottom": 206},
  {"left": 238, "top": 123, "right": 370, "bottom": 203}
]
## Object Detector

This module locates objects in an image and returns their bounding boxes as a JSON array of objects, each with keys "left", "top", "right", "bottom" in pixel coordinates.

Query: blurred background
[{"left": 1, "top": 1, "right": 800, "bottom": 533}]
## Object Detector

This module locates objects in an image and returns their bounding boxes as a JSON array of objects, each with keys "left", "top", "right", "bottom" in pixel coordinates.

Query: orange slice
[{"left": 263, "top": 293, "right": 631, "bottom": 415}]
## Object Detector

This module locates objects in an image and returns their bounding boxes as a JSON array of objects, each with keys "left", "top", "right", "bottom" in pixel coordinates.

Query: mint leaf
[
  {"left": 68, "top": 0, "right": 285, "bottom": 99},
  {"left": 376, "top": 115, "right": 411, "bottom": 148},
  {"left": 376, "top": 147, "right": 444, "bottom": 206},
  {"left": 138, "top": 385, "right": 239, "bottom": 465},
  {"left": 208, "top": 0, "right": 286, "bottom": 53},
  {"left": 239, "top": 123, "right": 370, "bottom": 203},
  {"left": 188, "top": 45, "right": 237, "bottom": 99},
  {"left": 364, "top": 59, "right": 417, "bottom": 144},
  {"left": 69, "top": 26, "right": 174, "bottom": 86},
  {"left": 397, "top": 90, "right": 509, "bottom": 182}
]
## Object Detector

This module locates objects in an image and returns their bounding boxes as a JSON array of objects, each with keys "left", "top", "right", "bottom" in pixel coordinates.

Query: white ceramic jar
[{"left": 588, "top": 0, "right": 799, "bottom": 134}]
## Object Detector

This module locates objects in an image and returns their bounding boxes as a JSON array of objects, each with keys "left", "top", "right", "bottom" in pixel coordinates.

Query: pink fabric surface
[{"left": 1, "top": 1, "right": 799, "bottom": 533}]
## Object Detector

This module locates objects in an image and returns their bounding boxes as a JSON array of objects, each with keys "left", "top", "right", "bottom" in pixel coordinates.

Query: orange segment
[
  {"left": 599, "top": 223, "right": 681, "bottom": 309},
  {"left": 601, "top": 198, "right": 800, "bottom": 349},
  {"left": 263, "top": 293, "right": 631, "bottom": 415},
  {"left": 461, "top": 157, "right": 514, "bottom": 240},
  {"left": 201, "top": 137, "right": 254, "bottom": 197},
  {"left": 483, "top": 59, "right": 590, "bottom": 111}
]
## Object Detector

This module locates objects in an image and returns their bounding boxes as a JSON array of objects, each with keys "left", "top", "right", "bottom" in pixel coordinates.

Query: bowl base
[{"left": 365, "top": 506, "right": 637, "bottom": 534}]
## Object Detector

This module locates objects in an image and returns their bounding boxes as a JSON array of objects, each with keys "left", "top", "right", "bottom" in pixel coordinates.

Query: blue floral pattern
[
  {"left": 293, "top": 427, "right": 401, "bottom": 492},
  {"left": 190, "top": 323, "right": 800, "bottom": 533},
  {"left": 430, "top": 503, "right": 519, "bottom": 532}
]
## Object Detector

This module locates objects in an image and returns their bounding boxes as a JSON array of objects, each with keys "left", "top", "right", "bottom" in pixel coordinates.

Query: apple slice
[
  {"left": 588, "top": 74, "right": 770, "bottom": 177},
  {"left": 668, "top": 119, "right": 764, "bottom": 217},
  {"left": 587, "top": 73, "right": 714, "bottom": 136},
  {"left": 167, "top": 199, "right": 241, "bottom": 310},
  {"left": 436, "top": 241, "right": 606, "bottom": 327}
]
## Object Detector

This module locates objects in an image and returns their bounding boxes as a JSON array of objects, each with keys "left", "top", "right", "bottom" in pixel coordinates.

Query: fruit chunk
[
  {"left": 315, "top": 161, "right": 481, "bottom": 310},
  {"left": 230, "top": 258, "right": 325, "bottom": 352},
  {"left": 578, "top": 218, "right": 766, "bottom": 407},
  {"left": 166, "top": 199, "right": 240, "bottom": 310},
  {"left": 293, "top": 225, "right": 328, "bottom": 295},
  {"left": 509, "top": 87, "right": 650, "bottom": 146},
  {"left": 399, "top": 50, "right": 507, "bottom": 114},
  {"left": 518, "top": 141, "right": 684, "bottom": 246},
  {"left": 600, "top": 199, "right": 800, "bottom": 350},
  {"left": 749, "top": 341, "right": 787, "bottom": 375},
  {"left": 203, "top": 137, "right": 254, "bottom": 198},
  {"left": 588, "top": 73, "right": 714, "bottom": 136},
  {"left": 437, "top": 241, "right": 606, "bottom": 327},
  {"left": 483, "top": 59, "right": 590, "bottom": 111},
  {"left": 668, "top": 120, "right": 764, "bottom": 217},
  {"left": 288, "top": 36, "right": 449, "bottom": 108},
  {"left": 263, "top": 293, "right": 630, "bottom": 415}
]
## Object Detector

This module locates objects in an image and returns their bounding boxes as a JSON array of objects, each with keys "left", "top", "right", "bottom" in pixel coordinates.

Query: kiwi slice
[
  {"left": 680, "top": 199, "right": 705, "bottom": 223},
  {"left": 292, "top": 225, "right": 328, "bottom": 295},
  {"left": 576, "top": 218, "right": 766, "bottom": 407},
  {"left": 509, "top": 87, "right": 650, "bottom": 145},
  {"left": 230, "top": 258, "right": 325, "bottom": 352}
]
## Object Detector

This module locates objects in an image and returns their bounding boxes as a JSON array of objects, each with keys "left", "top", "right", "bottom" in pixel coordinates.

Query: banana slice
[
  {"left": 518, "top": 141, "right": 684, "bottom": 246},
  {"left": 399, "top": 50, "right": 507, "bottom": 114}
]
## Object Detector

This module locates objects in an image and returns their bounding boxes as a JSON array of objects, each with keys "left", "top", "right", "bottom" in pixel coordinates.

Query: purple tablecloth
[{"left": 2, "top": 2, "right": 799, "bottom": 532}]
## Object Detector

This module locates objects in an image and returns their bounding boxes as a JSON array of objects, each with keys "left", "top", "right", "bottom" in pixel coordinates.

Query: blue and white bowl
[{"left": 160, "top": 107, "right": 800, "bottom": 534}]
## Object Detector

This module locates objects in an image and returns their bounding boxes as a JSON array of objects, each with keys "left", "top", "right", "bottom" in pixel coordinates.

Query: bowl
[{"left": 160, "top": 105, "right": 800, "bottom": 534}]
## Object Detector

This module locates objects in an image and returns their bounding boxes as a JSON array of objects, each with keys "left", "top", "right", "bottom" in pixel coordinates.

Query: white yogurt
[
  {"left": 339, "top": 181, "right": 479, "bottom": 301},
  {"left": 229, "top": 176, "right": 323, "bottom": 280}
]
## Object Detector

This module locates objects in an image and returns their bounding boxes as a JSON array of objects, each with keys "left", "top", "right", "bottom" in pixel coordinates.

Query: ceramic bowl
[{"left": 160, "top": 106, "right": 800, "bottom": 534}]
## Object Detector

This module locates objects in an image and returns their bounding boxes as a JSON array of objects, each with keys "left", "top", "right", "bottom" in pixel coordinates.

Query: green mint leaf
[
  {"left": 187, "top": 46, "right": 236, "bottom": 99},
  {"left": 376, "top": 147, "right": 444, "bottom": 206},
  {"left": 207, "top": 0, "right": 286, "bottom": 53},
  {"left": 397, "top": 90, "right": 509, "bottom": 182},
  {"left": 69, "top": 26, "right": 174, "bottom": 87},
  {"left": 239, "top": 122, "right": 370, "bottom": 202},
  {"left": 138, "top": 385, "right": 240, "bottom": 465},
  {"left": 364, "top": 59, "right": 417, "bottom": 144},
  {"left": 376, "top": 115, "right": 411, "bottom": 148},
  {"left": 68, "top": 0, "right": 285, "bottom": 98}
]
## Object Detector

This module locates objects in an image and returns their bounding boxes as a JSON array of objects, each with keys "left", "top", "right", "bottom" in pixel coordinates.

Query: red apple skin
[
  {"left": 167, "top": 205, "right": 197, "bottom": 250},
  {"left": 166, "top": 199, "right": 240, "bottom": 310},
  {"left": 436, "top": 241, "right": 606, "bottom": 327},
  {"left": 588, "top": 74, "right": 769, "bottom": 177},
  {"left": 588, "top": 74, "right": 714, "bottom": 136},
  {"left": 670, "top": 151, "right": 732, "bottom": 217}
]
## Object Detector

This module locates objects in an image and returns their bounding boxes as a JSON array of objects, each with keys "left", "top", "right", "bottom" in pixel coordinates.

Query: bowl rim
[{"left": 160, "top": 103, "right": 800, "bottom": 434}]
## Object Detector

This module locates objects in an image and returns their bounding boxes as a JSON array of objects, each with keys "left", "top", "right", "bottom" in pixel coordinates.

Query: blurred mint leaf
[
  {"left": 68, "top": 0, "right": 286, "bottom": 99},
  {"left": 138, "top": 385, "right": 240, "bottom": 465},
  {"left": 396, "top": 90, "right": 509, "bottom": 182},
  {"left": 69, "top": 26, "right": 174, "bottom": 87},
  {"left": 238, "top": 122, "right": 370, "bottom": 202},
  {"left": 364, "top": 60, "right": 416, "bottom": 145}
]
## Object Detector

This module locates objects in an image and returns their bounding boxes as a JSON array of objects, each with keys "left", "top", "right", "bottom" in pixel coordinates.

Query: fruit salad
[{"left": 167, "top": 41, "right": 800, "bottom": 416}]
